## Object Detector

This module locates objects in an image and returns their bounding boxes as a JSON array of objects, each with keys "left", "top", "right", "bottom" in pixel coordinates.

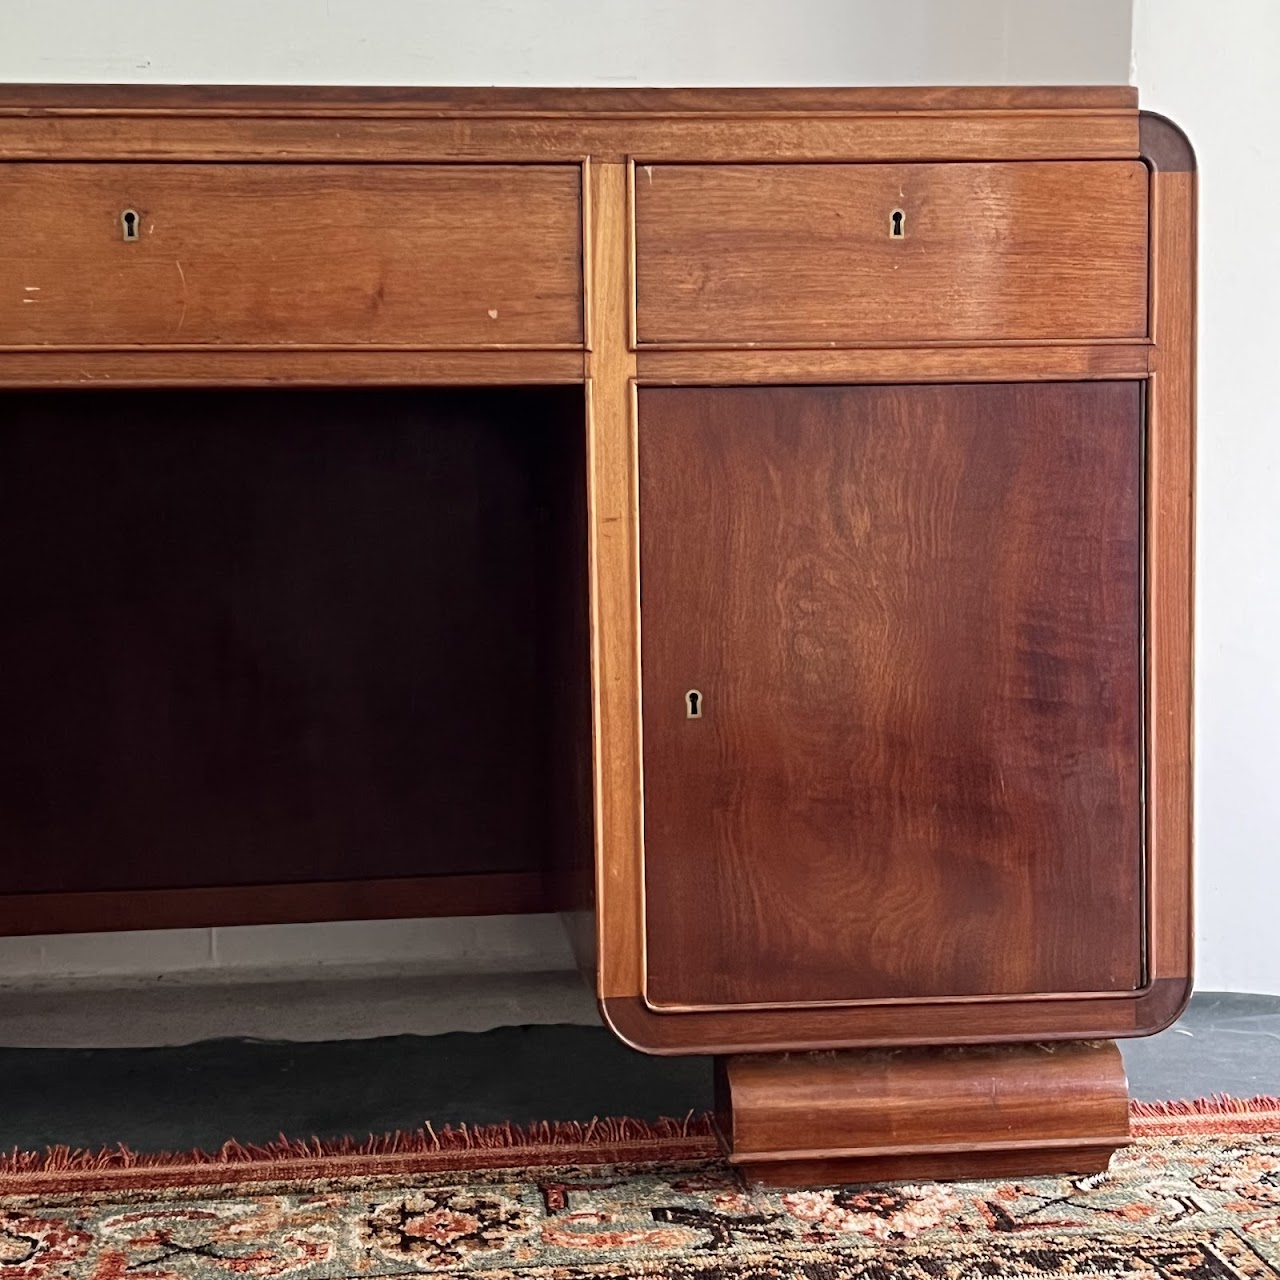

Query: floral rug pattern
[{"left": 2, "top": 1123, "right": 1280, "bottom": 1279}]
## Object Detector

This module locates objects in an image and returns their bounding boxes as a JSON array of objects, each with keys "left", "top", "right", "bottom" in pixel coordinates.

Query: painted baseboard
[{"left": 0, "top": 915, "right": 577, "bottom": 987}]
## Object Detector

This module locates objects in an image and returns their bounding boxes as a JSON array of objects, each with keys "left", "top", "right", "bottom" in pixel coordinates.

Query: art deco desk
[{"left": 0, "top": 85, "right": 1195, "bottom": 1185}]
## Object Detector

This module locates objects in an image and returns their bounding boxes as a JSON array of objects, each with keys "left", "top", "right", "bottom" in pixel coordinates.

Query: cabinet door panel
[{"left": 638, "top": 383, "right": 1143, "bottom": 1010}]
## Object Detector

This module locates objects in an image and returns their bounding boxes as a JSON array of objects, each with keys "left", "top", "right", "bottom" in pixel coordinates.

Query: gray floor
[
  {"left": 0, "top": 987, "right": 1275, "bottom": 1155},
  {"left": 1119, "top": 991, "right": 1280, "bottom": 1101}
]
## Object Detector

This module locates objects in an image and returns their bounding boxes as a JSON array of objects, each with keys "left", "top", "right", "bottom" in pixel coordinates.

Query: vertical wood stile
[
  {"left": 585, "top": 161, "right": 643, "bottom": 1000},
  {"left": 1144, "top": 139, "right": 1196, "bottom": 992}
]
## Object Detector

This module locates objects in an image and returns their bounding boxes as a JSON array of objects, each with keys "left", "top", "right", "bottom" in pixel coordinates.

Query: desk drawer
[
  {"left": 0, "top": 164, "right": 583, "bottom": 348},
  {"left": 634, "top": 162, "right": 1148, "bottom": 346}
]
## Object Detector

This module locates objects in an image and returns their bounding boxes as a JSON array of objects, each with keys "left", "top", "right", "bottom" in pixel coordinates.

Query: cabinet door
[{"left": 638, "top": 383, "right": 1143, "bottom": 1010}]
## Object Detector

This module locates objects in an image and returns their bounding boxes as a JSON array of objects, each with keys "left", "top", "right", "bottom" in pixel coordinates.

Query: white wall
[
  {"left": 1, "top": 0, "right": 1133, "bottom": 86},
  {"left": 1133, "top": 0, "right": 1280, "bottom": 996},
  {"left": 0, "top": 0, "right": 1136, "bottom": 987}
]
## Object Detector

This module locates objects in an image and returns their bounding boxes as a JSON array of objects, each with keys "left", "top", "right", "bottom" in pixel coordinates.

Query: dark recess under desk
[{"left": 0, "top": 386, "right": 592, "bottom": 929}]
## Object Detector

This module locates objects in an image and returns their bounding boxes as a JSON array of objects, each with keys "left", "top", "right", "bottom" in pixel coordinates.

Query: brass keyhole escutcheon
[
  {"left": 686, "top": 689, "right": 703, "bottom": 719},
  {"left": 121, "top": 210, "right": 140, "bottom": 241},
  {"left": 890, "top": 209, "right": 905, "bottom": 239}
]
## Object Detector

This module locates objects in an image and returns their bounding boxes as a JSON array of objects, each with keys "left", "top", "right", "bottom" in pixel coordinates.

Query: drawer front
[
  {"left": 0, "top": 164, "right": 583, "bottom": 347},
  {"left": 635, "top": 162, "right": 1148, "bottom": 346}
]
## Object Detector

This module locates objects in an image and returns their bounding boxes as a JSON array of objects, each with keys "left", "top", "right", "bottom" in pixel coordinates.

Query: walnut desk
[{"left": 0, "top": 86, "right": 1195, "bottom": 1185}]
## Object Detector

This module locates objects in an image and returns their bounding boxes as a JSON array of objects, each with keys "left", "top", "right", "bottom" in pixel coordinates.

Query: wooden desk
[{"left": 0, "top": 86, "right": 1195, "bottom": 1184}]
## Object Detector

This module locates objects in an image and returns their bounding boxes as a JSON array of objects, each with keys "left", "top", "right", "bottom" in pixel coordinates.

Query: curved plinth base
[{"left": 714, "top": 1039, "right": 1131, "bottom": 1188}]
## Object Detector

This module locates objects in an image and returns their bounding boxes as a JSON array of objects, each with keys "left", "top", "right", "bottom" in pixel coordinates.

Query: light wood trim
[
  {"left": 0, "top": 349, "right": 584, "bottom": 388},
  {"left": 1143, "top": 129, "right": 1196, "bottom": 988},
  {"left": 626, "top": 160, "right": 639, "bottom": 352},
  {"left": 0, "top": 114, "right": 1139, "bottom": 166},
  {"left": 637, "top": 337, "right": 1151, "bottom": 352},
  {"left": 0, "top": 344, "right": 585, "bottom": 353},
  {"left": 637, "top": 345, "right": 1151, "bottom": 386},
  {"left": 585, "top": 163, "right": 643, "bottom": 999},
  {"left": 581, "top": 159, "right": 594, "bottom": 355},
  {"left": 647, "top": 984, "right": 1156, "bottom": 1016}
]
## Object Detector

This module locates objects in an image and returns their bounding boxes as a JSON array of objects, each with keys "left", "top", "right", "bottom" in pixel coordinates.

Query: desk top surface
[{"left": 0, "top": 84, "right": 1138, "bottom": 117}]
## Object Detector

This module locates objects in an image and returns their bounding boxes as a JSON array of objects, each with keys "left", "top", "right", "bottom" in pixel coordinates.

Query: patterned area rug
[{"left": 1, "top": 1098, "right": 1277, "bottom": 1278}]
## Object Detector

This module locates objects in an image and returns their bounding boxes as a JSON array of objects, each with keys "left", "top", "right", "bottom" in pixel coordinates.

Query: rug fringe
[
  {"left": 1130, "top": 1093, "right": 1280, "bottom": 1136},
  {"left": 3, "top": 1096, "right": 1278, "bottom": 1196},
  {"left": 0, "top": 1112, "right": 717, "bottom": 1180},
  {"left": 1130, "top": 1093, "right": 1280, "bottom": 1118}
]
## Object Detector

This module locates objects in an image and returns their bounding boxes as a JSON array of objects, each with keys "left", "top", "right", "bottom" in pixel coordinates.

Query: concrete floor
[
  {"left": 0, "top": 977, "right": 1275, "bottom": 1154},
  {"left": 1120, "top": 990, "right": 1280, "bottom": 1101}
]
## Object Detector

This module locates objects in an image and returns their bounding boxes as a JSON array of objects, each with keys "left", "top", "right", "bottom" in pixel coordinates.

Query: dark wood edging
[
  {"left": 1140, "top": 111, "right": 1197, "bottom": 172},
  {"left": 0, "top": 84, "right": 1139, "bottom": 116},
  {"left": 601, "top": 977, "right": 1192, "bottom": 1056}
]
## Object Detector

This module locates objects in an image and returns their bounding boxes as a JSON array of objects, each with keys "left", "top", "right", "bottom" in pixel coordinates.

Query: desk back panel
[{"left": 0, "top": 386, "right": 590, "bottom": 917}]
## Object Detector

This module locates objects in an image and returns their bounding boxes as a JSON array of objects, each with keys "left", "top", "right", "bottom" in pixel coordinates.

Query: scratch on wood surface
[{"left": 174, "top": 260, "right": 188, "bottom": 334}]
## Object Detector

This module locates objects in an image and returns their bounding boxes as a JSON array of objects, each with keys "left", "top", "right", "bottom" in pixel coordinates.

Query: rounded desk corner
[
  {"left": 1139, "top": 112, "right": 1197, "bottom": 174},
  {"left": 598, "top": 995, "right": 683, "bottom": 1057},
  {"left": 1130, "top": 975, "right": 1194, "bottom": 1037}
]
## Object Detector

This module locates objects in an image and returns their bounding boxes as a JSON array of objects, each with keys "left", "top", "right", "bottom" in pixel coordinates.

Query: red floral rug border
[{"left": 2, "top": 1096, "right": 1277, "bottom": 1198}]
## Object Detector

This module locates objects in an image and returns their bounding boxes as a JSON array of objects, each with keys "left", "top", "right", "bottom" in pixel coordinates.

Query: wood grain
[
  {"left": 639, "top": 383, "right": 1144, "bottom": 1009},
  {"left": 0, "top": 873, "right": 552, "bottom": 936},
  {"left": 636, "top": 162, "right": 1148, "bottom": 346},
  {"left": 738, "top": 1145, "right": 1121, "bottom": 1189},
  {"left": 0, "top": 116, "right": 1140, "bottom": 167},
  {"left": 715, "top": 1041, "right": 1130, "bottom": 1187},
  {"left": 584, "top": 162, "right": 643, "bottom": 995},
  {"left": 0, "top": 350, "right": 584, "bottom": 388},
  {"left": 0, "top": 84, "right": 1139, "bottom": 115},
  {"left": 1142, "top": 114, "right": 1197, "bottom": 991},
  {"left": 0, "top": 387, "right": 586, "bottom": 911},
  {"left": 0, "top": 164, "right": 582, "bottom": 348},
  {"left": 636, "top": 344, "right": 1152, "bottom": 386},
  {"left": 0, "top": 86, "right": 1193, "bottom": 1081},
  {"left": 601, "top": 978, "right": 1191, "bottom": 1054}
]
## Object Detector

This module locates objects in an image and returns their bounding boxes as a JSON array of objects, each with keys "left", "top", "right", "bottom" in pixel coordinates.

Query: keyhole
[
  {"left": 890, "top": 209, "right": 905, "bottom": 239},
  {"left": 121, "top": 210, "right": 139, "bottom": 241},
  {"left": 685, "top": 689, "right": 703, "bottom": 719}
]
